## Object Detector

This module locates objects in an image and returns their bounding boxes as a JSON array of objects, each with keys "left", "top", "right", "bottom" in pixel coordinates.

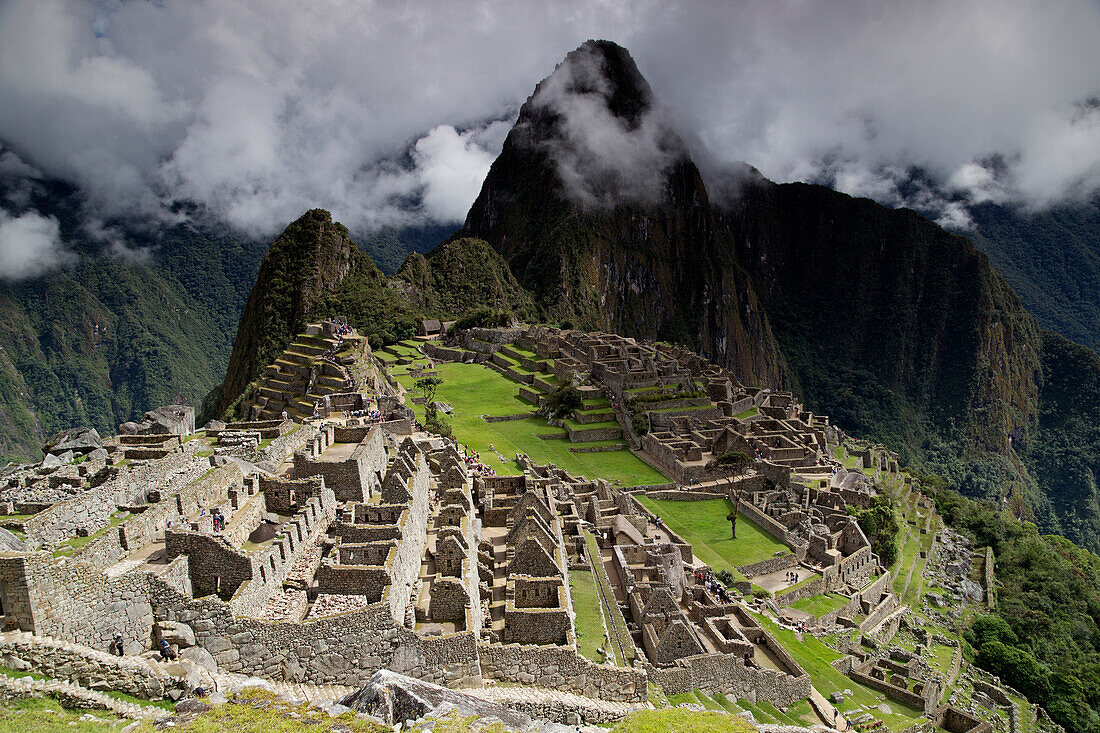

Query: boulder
[
  {"left": 42, "top": 427, "right": 102, "bottom": 456},
  {"left": 119, "top": 422, "right": 140, "bottom": 435},
  {"left": 341, "top": 670, "right": 533, "bottom": 729},
  {"left": 158, "top": 621, "right": 196, "bottom": 648},
  {"left": 179, "top": 646, "right": 217, "bottom": 673},
  {"left": 41, "top": 453, "right": 64, "bottom": 468},
  {"left": 830, "top": 692, "right": 845, "bottom": 704},
  {"left": 138, "top": 405, "right": 196, "bottom": 436},
  {"left": 87, "top": 447, "right": 109, "bottom": 462},
  {"left": 0, "top": 527, "right": 26, "bottom": 553}
]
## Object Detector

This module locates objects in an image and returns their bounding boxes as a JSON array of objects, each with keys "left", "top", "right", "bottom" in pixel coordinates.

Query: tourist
[
  {"left": 111, "top": 634, "right": 124, "bottom": 656},
  {"left": 159, "top": 638, "right": 173, "bottom": 662}
]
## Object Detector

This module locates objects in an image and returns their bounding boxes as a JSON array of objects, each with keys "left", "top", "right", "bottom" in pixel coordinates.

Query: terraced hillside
[{"left": 236, "top": 326, "right": 374, "bottom": 422}]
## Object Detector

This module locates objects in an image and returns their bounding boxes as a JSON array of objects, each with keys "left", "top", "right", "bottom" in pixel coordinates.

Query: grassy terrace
[
  {"left": 734, "top": 406, "right": 758, "bottom": 419},
  {"left": 569, "top": 568, "right": 606, "bottom": 663},
  {"left": 395, "top": 362, "right": 667, "bottom": 486},
  {"left": 752, "top": 613, "right": 926, "bottom": 731},
  {"left": 634, "top": 496, "right": 789, "bottom": 571},
  {"left": 612, "top": 708, "right": 754, "bottom": 733},
  {"left": 789, "top": 592, "right": 849, "bottom": 617},
  {"left": 52, "top": 511, "right": 130, "bottom": 558}
]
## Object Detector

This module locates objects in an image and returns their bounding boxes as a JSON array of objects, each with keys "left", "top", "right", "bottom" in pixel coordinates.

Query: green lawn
[
  {"left": 396, "top": 362, "right": 667, "bottom": 486},
  {"left": 789, "top": 593, "right": 849, "bottom": 617},
  {"left": 734, "top": 407, "right": 758, "bottom": 419},
  {"left": 612, "top": 708, "right": 754, "bottom": 733},
  {"left": 569, "top": 569, "right": 607, "bottom": 663},
  {"left": 634, "top": 497, "right": 789, "bottom": 570}
]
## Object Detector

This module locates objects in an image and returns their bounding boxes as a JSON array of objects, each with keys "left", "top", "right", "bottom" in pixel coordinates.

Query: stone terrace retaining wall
[
  {"left": 741, "top": 552, "right": 798, "bottom": 580},
  {"left": 24, "top": 450, "right": 193, "bottom": 549},
  {"left": 0, "top": 634, "right": 172, "bottom": 699},
  {"left": 478, "top": 642, "right": 646, "bottom": 703},
  {"left": 849, "top": 662, "right": 929, "bottom": 711},
  {"left": 648, "top": 652, "right": 810, "bottom": 708},
  {"left": 153, "top": 577, "right": 481, "bottom": 688},
  {"left": 118, "top": 464, "right": 242, "bottom": 559}
]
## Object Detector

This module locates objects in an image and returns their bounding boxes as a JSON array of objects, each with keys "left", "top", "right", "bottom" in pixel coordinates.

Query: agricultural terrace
[
  {"left": 393, "top": 361, "right": 668, "bottom": 487},
  {"left": 634, "top": 496, "right": 789, "bottom": 572}
]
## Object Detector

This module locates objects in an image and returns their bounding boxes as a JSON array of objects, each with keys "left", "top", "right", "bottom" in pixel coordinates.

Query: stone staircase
[
  {"left": 0, "top": 629, "right": 355, "bottom": 715},
  {"left": 0, "top": 667, "right": 164, "bottom": 720}
]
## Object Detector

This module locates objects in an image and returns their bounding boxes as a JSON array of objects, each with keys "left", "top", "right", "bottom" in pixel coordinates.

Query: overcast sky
[{"left": 0, "top": 0, "right": 1098, "bottom": 278}]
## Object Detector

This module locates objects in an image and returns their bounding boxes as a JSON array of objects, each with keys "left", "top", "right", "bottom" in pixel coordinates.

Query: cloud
[
  {"left": 528, "top": 42, "right": 685, "bottom": 207},
  {"left": 413, "top": 123, "right": 511, "bottom": 222},
  {"left": 0, "top": 0, "right": 1096, "bottom": 247},
  {"left": 0, "top": 208, "right": 74, "bottom": 280}
]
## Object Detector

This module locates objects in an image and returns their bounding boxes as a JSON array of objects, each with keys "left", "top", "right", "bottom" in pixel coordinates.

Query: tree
[
  {"left": 416, "top": 376, "right": 443, "bottom": 423},
  {"left": 544, "top": 384, "right": 583, "bottom": 419},
  {"left": 707, "top": 451, "right": 752, "bottom": 478}
]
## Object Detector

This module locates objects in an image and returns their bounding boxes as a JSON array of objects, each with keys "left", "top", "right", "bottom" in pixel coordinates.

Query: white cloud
[
  {"left": 0, "top": 209, "right": 74, "bottom": 280},
  {"left": 413, "top": 123, "right": 509, "bottom": 222},
  {"left": 0, "top": 0, "right": 1095, "bottom": 244}
]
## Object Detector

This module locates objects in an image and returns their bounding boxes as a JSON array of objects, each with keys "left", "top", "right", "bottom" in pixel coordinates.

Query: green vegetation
[
  {"left": 753, "top": 613, "right": 925, "bottom": 731},
  {"left": 542, "top": 384, "right": 583, "bottom": 419},
  {"left": 634, "top": 497, "right": 788, "bottom": 570},
  {"left": 788, "top": 592, "right": 849, "bottom": 617},
  {"left": 931, "top": 481, "right": 1100, "bottom": 733},
  {"left": 848, "top": 493, "right": 902, "bottom": 567},
  {"left": 395, "top": 362, "right": 666, "bottom": 486},
  {"left": 610, "top": 708, "right": 754, "bottom": 733},
  {"left": 568, "top": 569, "right": 606, "bottom": 662},
  {"left": 0, "top": 696, "right": 126, "bottom": 732},
  {"left": 52, "top": 511, "right": 129, "bottom": 558}
]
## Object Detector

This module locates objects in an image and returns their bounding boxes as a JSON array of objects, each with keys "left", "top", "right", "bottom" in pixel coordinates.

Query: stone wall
[
  {"left": 257, "top": 424, "right": 314, "bottom": 472},
  {"left": 737, "top": 499, "right": 800, "bottom": 547},
  {"left": 0, "top": 634, "right": 171, "bottom": 699},
  {"left": 291, "top": 429, "right": 385, "bottom": 503},
  {"left": 775, "top": 574, "right": 828, "bottom": 607},
  {"left": 478, "top": 642, "right": 646, "bottom": 703},
  {"left": 0, "top": 554, "right": 34, "bottom": 630},
  {"left": 739, "top": 552, "right": 798, "bottom": 579},
  {"left": 155, "top": 576, "right": 482, "bottom": 688},
  {"left": 24, "top": 450, "right": 193, "bottom": 549},
  {"left": 648, "top": 652, "right": 811, "bottom": 708},
  {"left": 849, "top": 662, "right": 930, "bottom": 712},
  {"left": 119, "top": 464, "right": 243, "bottom": 557}
]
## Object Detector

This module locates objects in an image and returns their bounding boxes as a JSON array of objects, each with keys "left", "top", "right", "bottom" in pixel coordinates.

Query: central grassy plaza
[
  {"left": 392, "top": 360, "right": 668, "bottom": 487},
  {"left": 634, "top": 496, "right": 789, "bottom": 572}
]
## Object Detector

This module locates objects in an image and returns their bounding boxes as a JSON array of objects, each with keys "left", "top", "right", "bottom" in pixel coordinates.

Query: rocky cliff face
[
  {"left": 463, "top": 40, "right": 786, "bottom": 386},
  {"left": 209, "top": 209, "right": 357, "bottom": 418},
  {"left": 719, "top": 180, "right": 1042, "bottom": 462}
]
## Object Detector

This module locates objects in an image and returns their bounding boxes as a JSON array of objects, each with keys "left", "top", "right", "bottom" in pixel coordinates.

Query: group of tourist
[
  {"left": 785, "top": 570, "right": 800, "bottom": 584},
  {"left": 462, "top": 451, "right": 497, "bottom": 477},
  {"left": 342, "top": 407, "right": 381, "bottom": 422},
  {"left": 694, "top": 570, "right": 734, "bottom": 604},
  {"left": 201, "top": 507, "right": 226, "bottom": 532}
]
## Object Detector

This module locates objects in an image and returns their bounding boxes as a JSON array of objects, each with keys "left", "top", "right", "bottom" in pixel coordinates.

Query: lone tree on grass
[
  {"left": 416, "top": 375, "right": 451, "bottom": 437},
  {"left": 706, "top": 451, "right": 751, "bottom": 538},
  {"left": 416, "top": 375, "right": 443, "bottom": 421},
  {"left": 544, "top": 384, "right": 584, "bottom": 419}
]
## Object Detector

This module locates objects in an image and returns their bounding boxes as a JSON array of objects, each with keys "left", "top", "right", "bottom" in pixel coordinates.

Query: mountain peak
[
  {"left": 542, "top": 40, "right": 656, "bottom": 127},
  {"left": 491, "top": 40, "right": 687, "bottom": 209}
]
